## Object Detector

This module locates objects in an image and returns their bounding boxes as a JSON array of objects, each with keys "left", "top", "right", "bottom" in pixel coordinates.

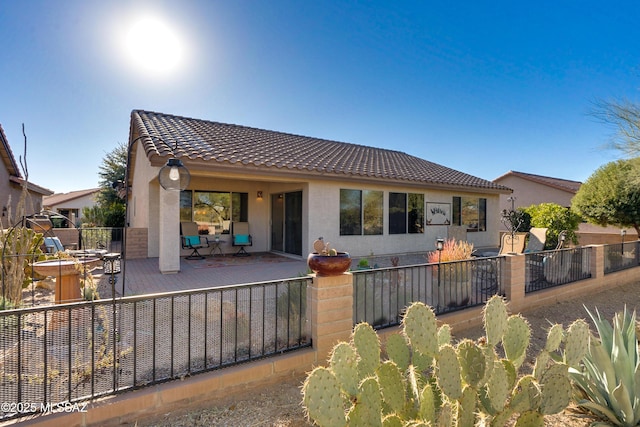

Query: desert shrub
[
  {"left": 569, "top": 307, "right": 640, "bottom": 426},
  {"left": 426, "top": 238, "right": 474, "bottom": 263}
]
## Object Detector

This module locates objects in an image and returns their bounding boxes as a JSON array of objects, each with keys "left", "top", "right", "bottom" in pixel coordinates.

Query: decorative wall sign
[{"left": 426, "top": 202, "right": 451, "bottom": 225}]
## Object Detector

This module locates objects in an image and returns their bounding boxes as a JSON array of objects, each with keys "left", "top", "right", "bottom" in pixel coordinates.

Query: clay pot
[{"left": 307, "top": 252, "right": 352, "bottom": 276}]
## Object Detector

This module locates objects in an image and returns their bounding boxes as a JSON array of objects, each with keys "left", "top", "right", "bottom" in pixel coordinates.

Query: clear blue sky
[{"left": 1, "top": 1, "right": 639, "bottom": 194}]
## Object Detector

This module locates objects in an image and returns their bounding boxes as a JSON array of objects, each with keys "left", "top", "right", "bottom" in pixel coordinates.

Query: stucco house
[
  {"left": 493, "top": 170, "right": 636, "bottom": 244},
  {"left": 127, "top": 110, "right": 511, "bottom": 273},
  {"left": 0, "top": 124, "right": 53, "bottom": 224},
  {"left": 493, "top": 170, "right": 581, "bottom": 210},
  {"left": 43, "top": 188, "right": 100, "bottom": 226}
]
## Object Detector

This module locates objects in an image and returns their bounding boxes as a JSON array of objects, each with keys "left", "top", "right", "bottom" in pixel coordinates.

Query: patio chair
[
  {"left": 473, "top": 232, "right": 528, "bottom": 257},
  {"left": 44, "top": 236, "right": 65, "bottom": 254},
  {"left": 524, "top": 227, "right": 548, "bottom": 253},
  {"left": 180, "top": 222, "right": 209, "bottom": 260},
  {"left": 231, "top": 222, "right": 252, "bottom": 256},
  {"left": 498, "top": 232, "right": 528, "bottom": 255}
]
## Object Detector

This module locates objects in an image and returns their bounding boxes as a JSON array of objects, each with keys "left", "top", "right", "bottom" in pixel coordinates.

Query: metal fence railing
[
  {"left": 604, "top": 241, "right": 640, "bottom": 274},
  {"left": 78, "top": 227, "right": 123, "bottom": 253},
  {"left": 525, "top": 246, "right": 592, "bottom": 293},
  {"left": 0, "top": 277, "right": 310, "bottom": 421},
  {"left": 353, "top": 256, "right": 504, "bottom": 330}
]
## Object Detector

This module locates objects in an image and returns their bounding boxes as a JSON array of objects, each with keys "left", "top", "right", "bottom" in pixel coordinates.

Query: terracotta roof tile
[
  {"left": 131, "top": 110, "right": 509, "bottom": 192},
  {"left": 494, "top": 170, "right": 581, "bottom": 193}
]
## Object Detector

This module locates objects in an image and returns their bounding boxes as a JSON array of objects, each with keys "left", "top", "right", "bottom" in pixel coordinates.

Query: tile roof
[
  {"left": 494, "top": 170, "right": 581, "bottom": 194},
  {"left": 130, "top": 110, "right": 510, "bottom": 192},
  {"left": 43, "top": 188, "right": 100, "bottom": 206}
]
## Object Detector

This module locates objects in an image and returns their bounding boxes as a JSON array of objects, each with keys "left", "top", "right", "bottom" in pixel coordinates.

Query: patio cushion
[
  {"left": 234, "top": 234, "right": 250, "bottom": 245},
  {"left": 185, "top": 235, "right": 201, "bottom": 246}
]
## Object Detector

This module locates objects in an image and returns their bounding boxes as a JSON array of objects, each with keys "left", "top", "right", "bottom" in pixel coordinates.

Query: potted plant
[
  {"left": 426, "top": 238, "right": 474, "bottom": 308},
  {"left": 307, "top": 238, "right": 351, "bottom": 276}
]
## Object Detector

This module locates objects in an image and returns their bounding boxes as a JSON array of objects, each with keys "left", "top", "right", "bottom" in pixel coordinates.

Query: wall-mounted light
[{"left": 257, "top": 191, "right": 263, "bottom": 200}]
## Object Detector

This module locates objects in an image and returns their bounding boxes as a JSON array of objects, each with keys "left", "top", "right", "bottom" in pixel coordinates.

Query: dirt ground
[{"left": 130, "top": 280, "right": 640, "bottom": 427}]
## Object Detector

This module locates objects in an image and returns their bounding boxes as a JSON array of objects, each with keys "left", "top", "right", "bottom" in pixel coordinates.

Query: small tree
[
  {"left": 92, "top": 142, "right": 127, "bottom": 227},
  {"left": 571, "top": 158, "right": 640, "bottom": 235},
  {"left": 523, "top": 203, "right": 581, "bottom": 248}
]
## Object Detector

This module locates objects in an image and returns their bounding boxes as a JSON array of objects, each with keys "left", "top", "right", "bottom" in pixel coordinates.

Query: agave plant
[{"left": 569, "top": 306, "right": 640, "bottom": 427}]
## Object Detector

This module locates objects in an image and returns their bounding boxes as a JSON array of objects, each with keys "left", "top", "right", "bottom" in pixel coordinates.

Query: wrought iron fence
[
  {"left": 78, "top": 227, "right": 123, "bottom": 253},
  {"left": 353, "top": 256, "right": 503, "bottom": 329},
  {"left": 525, "top": 247, "right": 592, "bottom": 293},
  {"left": 604, "top": 241, "right": 640, "bottom": 274},
  {"left": 0, "top": 277, "right": 310, "bottom": 421}
]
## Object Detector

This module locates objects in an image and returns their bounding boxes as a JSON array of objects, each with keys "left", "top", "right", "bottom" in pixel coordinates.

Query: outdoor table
[{"left": 208, "top": 238, "right": 225, "bottom": 256}]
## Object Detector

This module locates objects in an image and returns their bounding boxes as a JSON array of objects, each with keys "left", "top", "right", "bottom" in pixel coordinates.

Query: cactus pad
[
  {"left": 347, "top": 377, "right": 382, "bottom": 427},
  {"left": 376, "top": 361, "right": 406, "bottom": 414},
  {"left": 544, "top": 323, "right": 564, "bottom": 353},
  {"left": 563, "top": 318, "right": 590, "bottom": 367},
  {"left": 385, "top": 333, "right": 410, "bottom": 372},
  {"left": 485, "top": 360, "right": 510, "bottom": 413},
  {"left": 438, "top": 324, "right": 452, "bottom": 346},
  {"left": 510, "top": 375, "right": 541, "bottom": 413},
  {"left": 418, "top": 383, "right": 436, "bottom": 424},
  {"left": 457, "top": 385, "right": 478, "bottom": 427},
  {"left": 514, "top": 410, "right": 544, "bottom": 427},
  {"left": 302, "top": 367, "right": 347, "bottom": 427},
  {"left": 382, "top": 414, "right": 403, "bottom": 427},
  {"left": 403, "top": 302, "right": 438, "bottom": 357},
  {"left": 457, "top": 339, "right": 487, "bottom": 388},
  {"left": 483, "top": 295, "right": 509, "bottom": 347},
  {"left": 503, "top": 314, "right": 531, "bottom": 369},
  {"left": 330, "top": 342, "right": 359, "bottom": 397},
  {"left": 436, "top": 344, "right": 463, "bottom": 400},
  {"left": 539, "top": 363, "right": 571, "bottom": 415},
  {"left": 353, "top": 322, "right": 381, "bottom": 378}
]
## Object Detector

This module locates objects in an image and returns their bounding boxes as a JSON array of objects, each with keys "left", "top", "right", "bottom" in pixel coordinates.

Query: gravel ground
[{"left": 131, "top": 280, "right": 640, "bottom": 427}]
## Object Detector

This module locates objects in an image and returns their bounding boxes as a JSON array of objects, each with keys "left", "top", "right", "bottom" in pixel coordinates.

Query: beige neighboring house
[
  {"left": 43, "top": 188, "right": 101, "bottom": 226},
  {"left": 127, "top": 110, "right": 511, "bottom": 273},
  {"left": 493, "top": 170, "right": 580, "bottom": 210},
  {"left": 493, "top": 170, "right": 636, "bottom": 244},
  {"left": 0, "top": 124, "right": 53, "bottom": 224}
]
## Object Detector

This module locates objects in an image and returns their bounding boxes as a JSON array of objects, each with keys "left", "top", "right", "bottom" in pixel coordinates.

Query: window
[
  {"left": 408, "top": 193, "right": 424, "bottom": 233},
  {"left": 389, "top": 193, "right": 424, "bottom": 234},
  {"left": 453, "top": 196, "right": 486, "bottom": 232},
  {"left": 180, "top": 190, "right": 248, "bottom": 234},
  {"left": 389, "top": 193, "right": 406, "bottom": 234},
  {"left": 340, "top": 189, "right": 383, "bottom": 235}
]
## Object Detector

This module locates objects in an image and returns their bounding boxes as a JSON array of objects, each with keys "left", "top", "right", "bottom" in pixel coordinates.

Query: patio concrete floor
[{"left": 109, "top": 251, "right": 431, "bottom": 297}]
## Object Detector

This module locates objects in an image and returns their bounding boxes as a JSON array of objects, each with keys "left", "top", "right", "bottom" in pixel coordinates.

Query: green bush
[{"left": 523, "top": 203, "right": 581, "bottom": 249}]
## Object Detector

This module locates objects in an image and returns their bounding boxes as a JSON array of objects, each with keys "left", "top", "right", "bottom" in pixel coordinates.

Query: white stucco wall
[
  {"left": 133, "top": 153, "right": 504, "bottom": 261},
  {"left": 306, "top": 180, "right": 502, "bottom": 257}
]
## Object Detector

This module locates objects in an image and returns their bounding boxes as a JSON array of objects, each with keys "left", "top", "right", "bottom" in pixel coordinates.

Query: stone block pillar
[
  {"left": 590, "top": 245, "right": 604, "bottom": 279},
  {"left": 308, "top": 273, "right": 354, "bottom": 364},
  {"left": 502, "top": 254, "right": 525, "bottom": 312}
]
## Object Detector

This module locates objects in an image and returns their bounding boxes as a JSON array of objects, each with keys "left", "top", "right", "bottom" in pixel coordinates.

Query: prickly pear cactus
[
  {"left": 302, "top": 367, "right": 346, "bottom": 427},
  {"left": 302, "top": 295, "right": 584, "bottom": 427}
]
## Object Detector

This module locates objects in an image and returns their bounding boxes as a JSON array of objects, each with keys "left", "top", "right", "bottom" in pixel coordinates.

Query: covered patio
[{"left": 101, "top": 251, "right": 431, "bottom": 297}]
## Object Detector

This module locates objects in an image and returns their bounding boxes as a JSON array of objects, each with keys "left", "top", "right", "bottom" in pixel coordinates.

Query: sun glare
[{"left": 121, "top": 14, "right": 186, "bottom": 79}]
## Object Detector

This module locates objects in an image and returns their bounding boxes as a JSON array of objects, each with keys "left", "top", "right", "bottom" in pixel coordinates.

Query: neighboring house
[
  {"left": 493, "top": 170, "right": 581, "bottom": 210},
  {"left": 127, "top": 110, "right": 511, "bottom": 273},
  {"left": 493, "top": 170, "right": 636, "bottom": 243},
  {"left": 43, "top": 188, "right": 101, "bottom": 226},
  {"left": 0, "top": 124, "right": 53, "bottom": 225}
]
